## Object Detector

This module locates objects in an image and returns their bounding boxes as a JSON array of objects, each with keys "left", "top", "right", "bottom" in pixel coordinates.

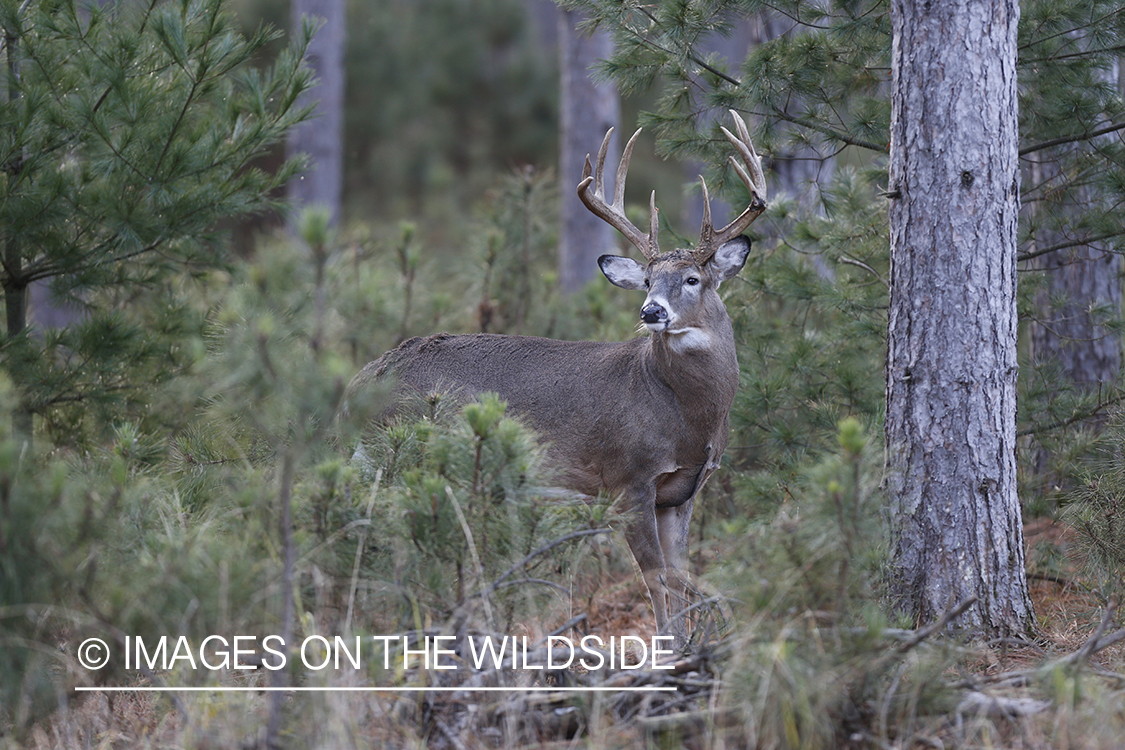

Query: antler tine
[
  {"left": 695, "top": 110, "right": 768, "bottom": 264},
  {"left": 613, "top": 127, "right": 637, "bottom": 209},
  {"left": 577, "top": 127, "right": 661, "bottom": 261},
  {"left": 698, "top": 175, "right": 714, "bottom": 252}
]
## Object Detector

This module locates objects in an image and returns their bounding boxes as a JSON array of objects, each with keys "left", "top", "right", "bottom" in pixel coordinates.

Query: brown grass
[{"left": 17, "top": 518, "right": 1125, "bottom": 750}]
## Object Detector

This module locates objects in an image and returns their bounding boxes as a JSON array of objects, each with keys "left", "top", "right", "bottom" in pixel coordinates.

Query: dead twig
[
  {"left": 894, "top": 597, "right": 979, "bottom": 654},
  {"left": 485, "top": 528, "right": 612, "bottom": 595},
  {"left": 1057, "top": 597, "right": 1122, "bottom": 669}
]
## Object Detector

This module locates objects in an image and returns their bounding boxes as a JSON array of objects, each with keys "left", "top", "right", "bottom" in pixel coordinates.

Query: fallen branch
[{"left": 955, "top": 691, "right": 1051, "bottom": 720}]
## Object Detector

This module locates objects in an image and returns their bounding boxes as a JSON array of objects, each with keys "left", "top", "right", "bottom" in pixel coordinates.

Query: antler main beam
[
  {"left": 577, "top": 127, "right": 661, "bottom": 262},
  {"left": 579, "top": 112, "right": 766, "bottom": 266},
  {"left": 695, "top": 111, "right": 768, "bottom": 265}
]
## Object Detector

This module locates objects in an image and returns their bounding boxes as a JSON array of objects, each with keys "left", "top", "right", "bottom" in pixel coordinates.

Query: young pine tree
[{"left": 0, "top": 0, "right": 313, "bottom": 443}]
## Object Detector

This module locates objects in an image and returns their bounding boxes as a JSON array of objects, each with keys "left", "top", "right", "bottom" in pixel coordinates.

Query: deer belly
[{"left": 654, "top": 465, "right": 707, "bottom": 508}]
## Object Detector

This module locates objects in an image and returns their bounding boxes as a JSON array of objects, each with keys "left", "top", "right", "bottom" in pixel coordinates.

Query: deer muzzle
[{"left": 641, "top": 301, "right": 669, "bottom": 325}]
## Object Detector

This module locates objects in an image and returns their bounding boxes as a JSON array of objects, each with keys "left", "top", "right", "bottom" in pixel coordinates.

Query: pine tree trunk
[
  {"left": 557, "top": 7, "right": 619, "bottom": 294},
  {"left": 287, "top": 0, "right": 345, "bottom": 225},
  {"left": 885, "top": 0, "right": 1034, "bottom": 636}
]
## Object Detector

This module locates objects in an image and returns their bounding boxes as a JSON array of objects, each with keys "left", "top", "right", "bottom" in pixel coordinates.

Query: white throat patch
[{"left": 665, "top": 326, "right": 712, "bottom": 353}]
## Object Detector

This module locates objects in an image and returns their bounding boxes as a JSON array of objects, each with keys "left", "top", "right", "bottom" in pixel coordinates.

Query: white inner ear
[
  {"left": 711, "top": 237, "right": 751, "bottom": 283},
  {"left": 599, "top": 255, "right": 647, "bottom": 291}
]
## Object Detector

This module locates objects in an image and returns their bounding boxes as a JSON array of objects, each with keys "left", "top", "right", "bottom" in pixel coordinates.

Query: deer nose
[{"left": 641, "top": 302, "right": 668, "bottom": 324}]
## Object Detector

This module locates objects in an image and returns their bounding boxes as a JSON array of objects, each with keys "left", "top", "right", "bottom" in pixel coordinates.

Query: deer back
[{"left": 352, "top": 325, "right": 737, "bottom": 503}]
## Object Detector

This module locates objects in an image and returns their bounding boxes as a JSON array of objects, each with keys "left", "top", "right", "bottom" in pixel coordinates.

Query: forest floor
[
  {"left": 20, "top": 518, "right": 1125, "bottom": 750},
  {"left": 1024, "top": 516, "right": 1120, "bottom": 658}
]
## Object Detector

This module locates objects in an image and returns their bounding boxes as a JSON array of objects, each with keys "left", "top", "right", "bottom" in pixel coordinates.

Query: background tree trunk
[
  {"left": 1029, "top": 241, "right": 1121, "bottom": 389},
  {"left": 557, "top": 7, "right": 619, "bottom": 294},
  {"left": 2, "top": 27, "right": 32, "bottom": 441},
  {"left": 1025, "top": 60, "right": 1123, "bottom": 420},
  {"left": 885, "top": 0, "right": 1034, "bottom": 636},
  {"left": 287, "top": 0, "right": 345, "bottom": 225},
  {"left": 1026, "top": 46, "right": 1120, "bottom": 488}
]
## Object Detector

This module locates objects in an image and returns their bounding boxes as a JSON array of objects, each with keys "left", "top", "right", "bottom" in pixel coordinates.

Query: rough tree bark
[
  {"left": 558, "top": 7, "right": 619, "bottom": 294},
  {"left": 885, "top": 0, "right": 1034, "bottom": 636},
  {"left": 286, "top": 0, "right": 345, "bottom": 225}
]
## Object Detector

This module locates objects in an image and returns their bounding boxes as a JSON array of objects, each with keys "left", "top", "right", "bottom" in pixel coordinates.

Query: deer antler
[
  {"left": 695, "top": 110, "right": 768, "bottom": 265},
  {"left": 577, "top": 127, "right": 661, "bottom": 262}
]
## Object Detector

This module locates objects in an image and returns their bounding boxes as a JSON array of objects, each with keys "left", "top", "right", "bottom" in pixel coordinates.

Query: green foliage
[
  {"left": 362, "top": 393, "right": 598, "bottom": 632},
  {"left": 727, "top": 166, "right": 888, "bottom": 503},
  {"left": 8, "top": 0, "right": 1125, "bottom": 743},
  {"left": 714, "top": 418, "right": 949, "bottom": 749},
  {"left": 470, "top": 164, "right": 637, "bottom": 341},
  {"left": 476, "top": 166, "right": 558, "bottom": 335},
  {"left": 1062, "top": 409, "right": 1125, "bottom": 597},
  {"left": 721, "top": 418, "right": 884, "bottom": 623},
  {"left": 0, "top": 0, "right": 313, "bottom": 441},
  {"left": 0, "top": 214, "right": 368, "bottom": 728},
  {"left": 0, "top": 380, "right": 285, "bottom": 731}
]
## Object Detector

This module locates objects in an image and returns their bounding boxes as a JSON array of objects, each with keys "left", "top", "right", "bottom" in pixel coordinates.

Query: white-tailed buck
[{"left": 349, "top": 111, "right": 767, "bottom": 647}]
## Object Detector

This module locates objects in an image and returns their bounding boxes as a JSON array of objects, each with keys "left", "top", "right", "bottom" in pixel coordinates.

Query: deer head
[{"left": 578, "top": 111, "right": 767, "bottom": 351}]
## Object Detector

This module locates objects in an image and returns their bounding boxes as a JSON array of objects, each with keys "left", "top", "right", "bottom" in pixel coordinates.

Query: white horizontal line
[{"left": 75, "top": 686, "right": 676, "bottom": 693}]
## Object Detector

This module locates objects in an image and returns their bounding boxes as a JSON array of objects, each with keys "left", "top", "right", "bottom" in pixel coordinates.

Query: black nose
[{"left": 641, "top": 303, "right": 667, "bottom": 324}]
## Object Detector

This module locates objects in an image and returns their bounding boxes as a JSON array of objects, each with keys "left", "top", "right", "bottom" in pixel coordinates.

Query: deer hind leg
[{"left": 656, "top": 497, "right": 695, "bottom": 649}]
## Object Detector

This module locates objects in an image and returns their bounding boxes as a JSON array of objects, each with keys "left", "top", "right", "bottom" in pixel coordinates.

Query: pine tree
[
  {"left": 0, "top": 0, "right": 313, "bottom": 443},
  {"left": 884, "top": 0, "right": 1033, "bottom": 635}
]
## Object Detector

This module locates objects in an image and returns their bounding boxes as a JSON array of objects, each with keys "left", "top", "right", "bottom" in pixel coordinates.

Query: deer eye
[
  {"left": 644, "top": 279, "right": 650, "bottom": 288},
  {"left": 685, "top": 276, "right": 700, "bottom": 286}
]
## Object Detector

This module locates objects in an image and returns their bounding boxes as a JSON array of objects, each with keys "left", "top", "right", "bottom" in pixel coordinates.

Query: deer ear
[
  {"left": 599, "top": 254, "right": 647, "bottom": 290},
  {"left": 711, "top": 236, "right": 752, "bottom": 284}
]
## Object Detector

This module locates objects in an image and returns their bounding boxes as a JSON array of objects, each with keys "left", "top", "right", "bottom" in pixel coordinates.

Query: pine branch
[
  {"left": 888, "top": 597, "right": 978, "bottom": 657},
  {"left": 1019, "top": 6, "right": 1125, "bottom": 53},
  {"left": 633, "top": 6, "right": 742, "bottom": 87},
  {"left": 486, "top": 527, "right": 611, "bottom": 595},
  {"left": 1020, "top": 120, "right": 1125, "bottom": 157},
  {"left": 1017, "top": 232, "right": 1123, "bottom": 262},
  {"left": 1064, "top": 606, "right": 1124, "bottom": 669},
  {"left": 769, "top": 106, "right": 887, "bottom": 152},
  {"left": 1020, "top": 43, "right": 1125, "bottom": 65},
  {"left": 1016, "top": 392, "right": 1125, "bottom": 437}
]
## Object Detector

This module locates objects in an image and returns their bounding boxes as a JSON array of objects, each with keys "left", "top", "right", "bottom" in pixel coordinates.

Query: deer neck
[{"left": 646, "top": 313, "right": 739, "bottom": 418}]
